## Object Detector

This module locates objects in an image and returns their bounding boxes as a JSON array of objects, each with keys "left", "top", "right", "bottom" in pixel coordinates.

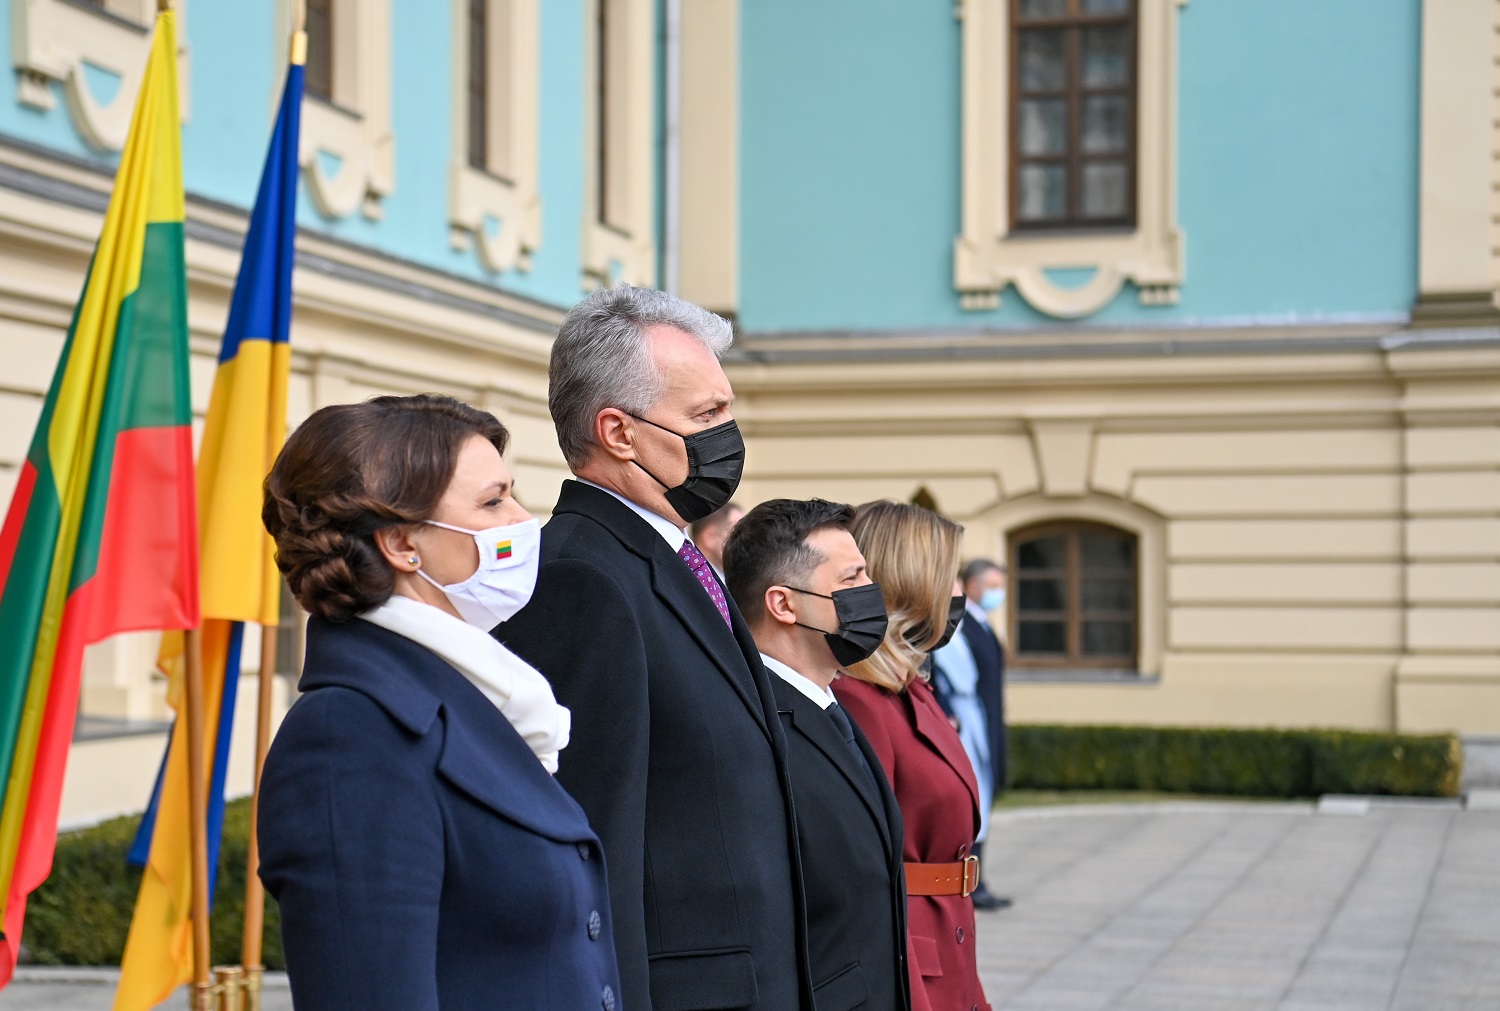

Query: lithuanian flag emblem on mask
[{"left": 495, "top": 541, "right": 513, "bottom": 560}]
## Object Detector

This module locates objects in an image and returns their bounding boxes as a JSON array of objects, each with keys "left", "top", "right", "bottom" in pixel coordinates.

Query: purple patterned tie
[{"left": 678, "top": 540, "right": 732, "bottom": 627}]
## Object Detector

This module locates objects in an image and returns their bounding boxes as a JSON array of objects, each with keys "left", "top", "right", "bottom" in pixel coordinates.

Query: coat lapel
[
  {"left": 908, "top": 680, "right": 982, "bottom": 829},
  {"left": 554, "top": 481, "right": 774, "bottom": 743},
  {"left": 777, "top": 682, "right": 894, "bottom": 856}
]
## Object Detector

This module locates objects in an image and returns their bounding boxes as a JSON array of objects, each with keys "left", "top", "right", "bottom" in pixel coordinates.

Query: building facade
[{"left": 0, "top": 0, "right": 1493, "bottom": 823}]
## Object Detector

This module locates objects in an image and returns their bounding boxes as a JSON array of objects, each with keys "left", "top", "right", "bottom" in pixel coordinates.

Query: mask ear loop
[{"left": 783, "top": 586, "right": 840, "bottom": 637}]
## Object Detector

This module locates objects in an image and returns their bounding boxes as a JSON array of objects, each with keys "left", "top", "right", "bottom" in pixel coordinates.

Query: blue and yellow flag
[{"left": 114, "top": 40, "right": 303, "bottom": 1011}]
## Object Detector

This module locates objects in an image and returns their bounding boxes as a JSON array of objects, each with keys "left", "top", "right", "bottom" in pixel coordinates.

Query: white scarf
[{"left": 358, "top": 594, "right": 571, "bottom": 774}]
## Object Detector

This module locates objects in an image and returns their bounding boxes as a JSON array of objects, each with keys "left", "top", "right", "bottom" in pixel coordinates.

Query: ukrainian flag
[
  {"left": 0, "top": 9, "right": 198, "bottom": 987},
  {"left": 114, "top": 34, "right": 303, "bottom": 1011}
]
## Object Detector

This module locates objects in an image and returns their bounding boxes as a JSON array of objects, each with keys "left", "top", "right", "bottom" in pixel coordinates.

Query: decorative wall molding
[
  {"left": 582, "top": 0, "right": 655, "bottom": 289},
  {"left": 12, "top": 0, "right": 190, "bottom": 151},
  {"left": 448, "top": 0, "right": 542, "bottom": 274},
  {"left": 277, "top": 0, "right": 394, "bottom": 221},
  {"left": 953, "top": 0, "right": 1185, "bottom": 318}
]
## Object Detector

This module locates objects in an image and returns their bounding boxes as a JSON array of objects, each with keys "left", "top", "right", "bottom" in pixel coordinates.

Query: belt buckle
[{"left": 961, "top": 854, "right": 980, "bottom": 897}]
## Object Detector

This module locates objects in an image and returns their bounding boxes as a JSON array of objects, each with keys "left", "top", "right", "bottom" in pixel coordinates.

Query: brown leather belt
[{"left": 904, "top": 855, "right": 979, "bottom": 897}]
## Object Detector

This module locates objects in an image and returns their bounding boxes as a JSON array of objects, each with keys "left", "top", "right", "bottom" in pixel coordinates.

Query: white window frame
[
  {"left": 448, "top": 0, "right": 542, "bottom": 274},
  {"left": 12, "top": 0, "right": 191, "bottom": 152},
  {"left": 583, "top": 0, "right": 655, "bottom": 289},
  {"left": 277, "top": 0, "right": 395, "bottom": 221},
  {"left": 954, "top": 0, "right": 1186, "bottom": 318}
]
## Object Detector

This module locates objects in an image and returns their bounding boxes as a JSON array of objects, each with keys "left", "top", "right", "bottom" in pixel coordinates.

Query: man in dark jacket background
[{"left": 495, "top": 285, "right": 810, "bottom": 1011}]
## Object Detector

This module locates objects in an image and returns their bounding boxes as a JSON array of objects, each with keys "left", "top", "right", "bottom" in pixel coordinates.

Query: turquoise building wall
[
  {"left": 0, "top": 0, "right": 595, "bottom": 312},
  {"left": 738, "top": 0, "right": 1422, "bottom": 333}
]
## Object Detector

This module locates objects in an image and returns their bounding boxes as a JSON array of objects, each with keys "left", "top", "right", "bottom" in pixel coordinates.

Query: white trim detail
[
  {"left": 12, "top": 0, "right": 190, "bottom": 152},
  {"left": 278, "top": 0, "right": 395, "bottom": 221},
  {"left": 582, "top": 0, "right": 656, "bottom": 289},
  {"left": 954, "top": 0, "right": 1186, "bottom": 318},
  {"left": 448, "top": 0, "right": 542, "bottom": 274}
]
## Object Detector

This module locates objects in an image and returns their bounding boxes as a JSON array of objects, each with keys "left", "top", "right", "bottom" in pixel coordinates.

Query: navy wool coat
[{"left": 258, "top": 615, "right": 622, "bottom": 1011}]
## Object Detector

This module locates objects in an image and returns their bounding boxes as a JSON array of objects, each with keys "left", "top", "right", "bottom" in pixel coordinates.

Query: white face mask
[{"left": 416, "top": 517, "right": 541, "bottom": 629}]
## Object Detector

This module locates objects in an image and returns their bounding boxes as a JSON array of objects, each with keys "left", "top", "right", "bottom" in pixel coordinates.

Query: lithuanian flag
[
  {"left": 114, "top": 32, "right": 304, "bottom": 1011},
  {"left": 0, "top": 9, "right": 197, "bottom": 986}
]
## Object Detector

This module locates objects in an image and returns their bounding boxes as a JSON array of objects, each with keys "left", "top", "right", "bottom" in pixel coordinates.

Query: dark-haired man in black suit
[
  {"left": 725, "top": 499, "right": 910, "bottom": 1011},
  {"left": 495, "top": 286, "right": 811, "bottom": 1011}
]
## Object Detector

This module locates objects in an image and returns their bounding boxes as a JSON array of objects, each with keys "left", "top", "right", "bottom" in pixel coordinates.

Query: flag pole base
[
  {"left": 213, "top": 966, "right": 245, "bottom": 1011},
  {"left": 240, "top": 964, "right": 265, "bottom": 1011},
  {"left": 189, "top": 980, "right": 217, "bottom": 1011}
]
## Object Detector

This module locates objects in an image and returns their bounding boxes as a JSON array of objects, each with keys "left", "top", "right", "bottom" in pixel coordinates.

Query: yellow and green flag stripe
[{"left": 0, "top": 11, "right": 198, "bottom": 984}]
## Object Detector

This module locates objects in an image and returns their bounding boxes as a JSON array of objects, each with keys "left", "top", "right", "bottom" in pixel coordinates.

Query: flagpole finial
[
  {"left": 157, "top": 0, "right": 173, "bottom": 10},
  {"left": 290, "top": 30, "right": 307, "bottom": 65}
]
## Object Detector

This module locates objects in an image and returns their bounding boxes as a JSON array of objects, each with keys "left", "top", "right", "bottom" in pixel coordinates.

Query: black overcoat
[
  {"left": 772, "top": 675, "right": 912, "bottom": 1011},
  {"left": 495, "top": 480, "right": 812, "bottom": 1011}
]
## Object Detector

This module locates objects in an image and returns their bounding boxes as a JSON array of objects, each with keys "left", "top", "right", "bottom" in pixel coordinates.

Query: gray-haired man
[{"left": 495, "top": 286, "right": 812, "bottom": 1011}]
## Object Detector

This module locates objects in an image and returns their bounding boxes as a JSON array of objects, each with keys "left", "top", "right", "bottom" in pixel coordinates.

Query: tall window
[
  {"left": 1010, "top": 0, "right": 1136, "bottom": 229},
  {"left": 1009, "top": 521, "right": 1137, "bottom": 670},
  {"left": 596, "top": 0, "right": 614, "bottom": 227},
  {"left": 305, "top": 0, "right": 335, "bottom": 102},
  {"left": 467, "top": 0, "right": 489, "bottom": 169}
]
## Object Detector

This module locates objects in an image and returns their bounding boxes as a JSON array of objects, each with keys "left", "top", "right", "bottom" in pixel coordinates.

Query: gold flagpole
[
  {"left": 238, "top": 626, "right": 278, "bottom": 1011},
  {"left": 183, "top": 626, "right": 215, "bottom": 1011}
]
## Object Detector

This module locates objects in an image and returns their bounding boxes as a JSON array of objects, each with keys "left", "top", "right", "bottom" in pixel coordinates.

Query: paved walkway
[
  {"left": 977, "top": 800, "right": 1500, "bottom": 1010},
  {"left": 8, "top": 801, "right": 1498, "bottom": 1009}
]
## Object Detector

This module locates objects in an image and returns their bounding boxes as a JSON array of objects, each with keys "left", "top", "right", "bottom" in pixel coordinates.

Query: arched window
[{"left": 1008, "top": 520, "right": 1137, "bottom": 670}]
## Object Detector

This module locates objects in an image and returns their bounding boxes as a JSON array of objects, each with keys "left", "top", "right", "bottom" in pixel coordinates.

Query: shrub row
[
  {"left": 1007, "top": 724, "right": 1463, "bottom": 798},
  {"left": 23, "top": 797, "right": 283, "bottom": 970}
]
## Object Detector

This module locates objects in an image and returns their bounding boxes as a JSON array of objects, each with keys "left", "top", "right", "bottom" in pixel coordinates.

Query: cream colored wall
[
  {"left": 727, "top": 331, "right": 1500, "bottom": 736},
  {"left": 0, "top": 140, "right": 571, "bottom": 827}
]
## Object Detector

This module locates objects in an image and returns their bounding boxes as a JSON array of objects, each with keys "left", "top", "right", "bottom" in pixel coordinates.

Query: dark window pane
[
  {"left": 1018, "top": 98, "right": 1068, "bottom": 156},
  {"left": 1081, "top": 25, "right": 1130, "bottom": 88},
  {"left": 1081, "top": 533, "right": 1133, "bottom": 571},
  {"left": 1081, "top": 94, "right": 1128, "bottom": 154},
  {"left": 305, "top": 0, "right": 333, "bottom": 102},
  {"left": 1081, "top": 620, "right": 1133, "bottom": 656},
  {"left": 1081, "top": 162, "right": 1128, "bottom": 218},
  {"left": 468, "top": 0, "right": 488, "bottom": 168},
  {"left": 1019, "top": 621, "right": 1067, "bottom": 654},
  {"left": 1018, "top": 30, "right": 1067, "bottom": 91},
  {"left": 1019, "top": 0, "right": 1069, "bottom": 21},
  {"left": 1018, "top": 578, "right": 1066, "bottom": 611},
  {"left": 1080, "top": 577, "right": 1133, "bottom": 611},
  {"left": 1018, "top": 535, "right": 1068, "bottom": 570},
  {"left": 1017, "top": 163, "right": 1067, "bottom": 222},
  {"left": 1083, "top": 0, "right": 1130, "bottom": 15}
]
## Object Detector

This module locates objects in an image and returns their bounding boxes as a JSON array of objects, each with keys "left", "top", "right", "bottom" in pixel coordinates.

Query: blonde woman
[{"left": 833, "top": 500, "right": 991, "bottom": 1011}]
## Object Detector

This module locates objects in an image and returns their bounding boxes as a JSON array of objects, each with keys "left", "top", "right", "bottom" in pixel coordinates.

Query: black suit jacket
[
  {"left": 961, "top": 614, "right": 1008, "bottom": 793},
  {"left": 259, "top": 618, "right": 620, "bottom": 1010},
  {"left": 771, "top": 675, "right": 911, "bottom": 1011},
  {"left": 496, "top": 481, "right": 811, "bottom": 1011}
]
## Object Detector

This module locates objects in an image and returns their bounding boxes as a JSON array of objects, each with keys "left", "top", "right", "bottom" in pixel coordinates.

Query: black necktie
[{"left": 827, "top": 702, "right": 879, "bottom": 792}]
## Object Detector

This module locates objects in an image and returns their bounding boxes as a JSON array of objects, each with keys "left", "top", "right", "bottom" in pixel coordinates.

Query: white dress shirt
[
  {"left": 760, "top": 653, "right": 836, "bottom": 710},
  {"left": 578, "top": 478, "right": 687, "bottom": 552}
]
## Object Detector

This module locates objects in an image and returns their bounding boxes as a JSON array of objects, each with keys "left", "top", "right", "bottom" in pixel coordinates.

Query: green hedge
[
  {"left": 1008, "top": 724, "right": 1463, "bottom": 798},
  {"left": 23, "top": 798, "right": 282, "bottom": 970}
]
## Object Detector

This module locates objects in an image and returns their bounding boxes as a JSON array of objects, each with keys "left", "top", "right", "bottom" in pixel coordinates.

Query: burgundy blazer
[{"left": 834, "top": 675, "right": 992, "bottom": 1011}]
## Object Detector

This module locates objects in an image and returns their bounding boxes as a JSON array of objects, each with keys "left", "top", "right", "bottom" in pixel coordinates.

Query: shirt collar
[
  {"left": 577, "top": 478, "right": 687, "bottom": 553},
  {"left": 965, "top": 597, "right": 990, "bottom": 624},
  {"left": 761, "top": 652, "right": 836, "bottom": 710}
]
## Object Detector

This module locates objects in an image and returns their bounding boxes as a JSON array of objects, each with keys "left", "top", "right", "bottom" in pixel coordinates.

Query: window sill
[{"left": 1008, "top": 669, "right": 1160, "bottom": 685}]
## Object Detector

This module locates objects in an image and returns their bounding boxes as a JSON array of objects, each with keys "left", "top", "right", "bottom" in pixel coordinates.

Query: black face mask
[
  {"left": 907, "top": 594, "right": 967, "bottom": 651},
  {"left": 786, "top": 582, "right": 890, "bottom": 668},
  {"left": 631, "top": 416, "right": 746, "bottom": 524}
]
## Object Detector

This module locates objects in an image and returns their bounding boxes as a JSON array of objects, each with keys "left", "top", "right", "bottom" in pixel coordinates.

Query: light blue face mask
[{"left": 980, "top": 588, "right": 1006, "bottom": 614}]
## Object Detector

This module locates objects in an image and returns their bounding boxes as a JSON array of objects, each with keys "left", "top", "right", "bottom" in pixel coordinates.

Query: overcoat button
[
  {"left": 956, "top": 927, "right": 965, "bottom": 943},
  {"left": 588, "top": 910, "right": 602, "bottom": 940},
  {"left": 602, "top": 985, "right": 616, "bottom": 1011},
  {"left": 578, "top": 842, "right": 591, "bottom": 860}
]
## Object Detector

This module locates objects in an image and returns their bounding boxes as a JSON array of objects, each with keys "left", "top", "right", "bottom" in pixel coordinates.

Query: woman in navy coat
[{"left": 258, "top": 394, "right": 621, "bottom": 1010}]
